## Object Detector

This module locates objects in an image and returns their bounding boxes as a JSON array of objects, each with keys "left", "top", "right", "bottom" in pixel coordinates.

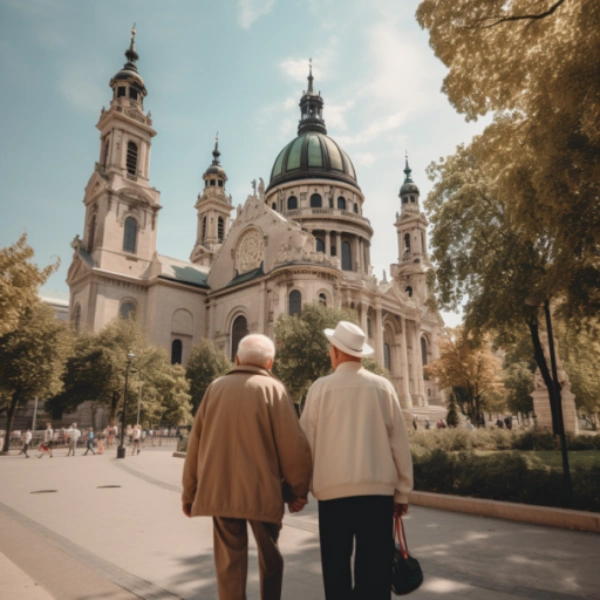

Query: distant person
[
  {"left": 182, "top": 333, "right": 312, "bottom": 600},
  {"left": 84, "top": 428, "right": 96, "bottom": 455},
  {"left": 504, "top": 415, "right": 513, "bottom": 430},
  {"left": 132, "top": 424, "right": 142, "bottom": 455},
  {"left": 425, "top": 418, "right": 431, "bottom": 430},
  {"left": 466, "top": 418, "right": 474, "bottom": 431},
  {"left": 18, "top": 429, "right": 32, "bottom": 458},
  {"left": 67, "top": 423, "right": 81, "bottom": 456},
  {"left": 412, "top": 416, "right": 418, "bottom": 431},
  {"left": 38, "top": 423, "right": 54, "bottom": 458},
  {"left": 300, "top": 321, "right": 413, "bottom": 600},
  {"left": 496, "top": 417, "right": 504, "bottom": 429}
]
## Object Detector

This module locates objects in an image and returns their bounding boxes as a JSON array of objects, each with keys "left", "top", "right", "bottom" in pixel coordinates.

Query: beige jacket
[
  {"left": 300, "top": 361, "right": 413, "bottom": 504},
  {"left": 182, "top": 365, "right": 312, "bottom": 524}
]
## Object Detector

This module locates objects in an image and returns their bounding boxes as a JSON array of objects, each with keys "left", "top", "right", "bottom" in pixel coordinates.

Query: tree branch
[{"left": 474, "top": 0, "right": 568, "bottom": 29}]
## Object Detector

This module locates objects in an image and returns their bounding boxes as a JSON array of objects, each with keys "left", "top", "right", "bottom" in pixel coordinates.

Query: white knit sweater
[{"left": 300, "top": 361, "right": 413, "bottom": 504}]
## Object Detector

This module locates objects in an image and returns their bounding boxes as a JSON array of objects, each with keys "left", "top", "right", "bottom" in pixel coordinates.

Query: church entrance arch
[{"left": 231, "top": 315, "right": 249, "bottom": 361}]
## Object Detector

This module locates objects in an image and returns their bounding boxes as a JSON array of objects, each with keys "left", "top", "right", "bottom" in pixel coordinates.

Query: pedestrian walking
[
  {"left": 299, "top": 321, "right": 413, "bottom": 600},
  {"left": 182, "top": 333, "right": 312, "bottom": 600},
  {"left": 18, "top": 429, "right": 32, "bottom": 458},
  {"left": 66, "top": 423, "right": 81, "bottom": 456},
  {"left": 84, "top": 428, "right": 96, "bottom": 455},
  {"left": 132, "top": 424, "right": 142, "bottom": 455},
  {"left": 37, "top": 423, "right": 54, "bottom": 458},
  {"left": 107, "top": 426, "right": 115, "bottom": 449}
]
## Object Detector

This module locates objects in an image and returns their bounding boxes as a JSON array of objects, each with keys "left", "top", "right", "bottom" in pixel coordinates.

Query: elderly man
[
  {"left": 300, "top": 321, "right": 413, "bottom": 600},
  {"left": 66, "top": 423, "right": 81, "bottom": 457},
  {"left": 182, "top": 333, "right": 312, "bottom": 600}
]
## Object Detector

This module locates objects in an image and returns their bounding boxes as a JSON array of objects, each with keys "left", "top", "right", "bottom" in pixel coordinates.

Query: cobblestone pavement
[{"left": 0, "top": 448, "right": 598, "bottom": 599}]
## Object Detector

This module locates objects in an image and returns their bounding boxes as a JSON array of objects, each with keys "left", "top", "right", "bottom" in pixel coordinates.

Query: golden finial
[
  {"left": 131, "top": 22, "right": 136, "bottom": 40},
  {"left": 215, "top": 131, "right": 219, "bottom": 142}
]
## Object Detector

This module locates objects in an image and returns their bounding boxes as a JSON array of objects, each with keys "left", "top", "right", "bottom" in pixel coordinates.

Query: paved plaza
[{"left": 0, "top": 447, "right": 598, "bottom": 600}]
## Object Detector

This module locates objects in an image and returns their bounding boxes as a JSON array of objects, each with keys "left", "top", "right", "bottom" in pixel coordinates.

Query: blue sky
[{"left": 0, "top": 0, "right": 486, "bottom": 325}]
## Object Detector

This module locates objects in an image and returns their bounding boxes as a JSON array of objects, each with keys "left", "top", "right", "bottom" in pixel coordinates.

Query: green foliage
[
  {"left": 51, "top": 318, "right": 192, "bottom": 427},
  {"left": 0, "top": 301, "right": 72, "bottom": 452},
  {"left": 186, "top": 339, "right": 232, "bottom": 414},
  {"left": 413, "top": 448, "right": 600, "bottom": 512},
  {"left": 446, "top": 392, "right": 460, "bottom": 427},
  {"left": 502, "top": 362, "right": 534, "bottom": 416},
  {"left": 0, "top": 234, "right": 59, "bottom": 338},
  {"left": 273, "top": 303, "right": 362, "bottom": 404}
]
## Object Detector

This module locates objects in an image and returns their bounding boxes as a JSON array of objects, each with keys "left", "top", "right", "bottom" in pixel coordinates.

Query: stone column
[
  {"left": 415, "top": 327, "right": 427, "bottom": 405},
  {"left": 354, "top": 236, "right": 360, "bottom": 272},
  {"left": 400, "top": 316, "right": 412, "bottom": 408},
  {"left": 325, "top": 230, "right": 331, "bottom": 257},
  {"left": 409, "top": 322, "right": 423, "bottom": 406},
  {"left": 258, "top": 281, "right": 267, "bottom": 333},
  {"left": 360, "top": 302, "right": 368, "bottom": 336},
  {"left": 374, "top": 301, "right": 384, "bottom": 364}
]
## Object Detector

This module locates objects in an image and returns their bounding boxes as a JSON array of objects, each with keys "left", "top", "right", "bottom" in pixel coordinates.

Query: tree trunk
[
  {"left": 1, "top": 393, "right": 20, "bottom": 454},
  {"left": 526, "top": 315, "right": 559, "bottom": 434},
  {"left": 109, "top": 391, "right": 119, "bottom": 426}
]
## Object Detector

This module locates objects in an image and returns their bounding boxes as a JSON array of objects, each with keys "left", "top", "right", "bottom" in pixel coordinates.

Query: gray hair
[{"left": 237, "top": 334, "right": 275, "bottom": 367}]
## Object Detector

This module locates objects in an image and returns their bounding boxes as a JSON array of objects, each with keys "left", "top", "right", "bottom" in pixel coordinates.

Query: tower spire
[
  {"left": 403, "top": 152, "right": 413, "bottom": 183},
  {"left": 212, "top": 132, "right": 221, "bottom": 164},
  {"left": 297, "top": 58, "right": 326, "bottom": 135},
  {"left": 307, "top": 58, "right": 315, "bottom": 95},
  {"left": 124, "top": 24, "right": 139, "bottom": 71}
]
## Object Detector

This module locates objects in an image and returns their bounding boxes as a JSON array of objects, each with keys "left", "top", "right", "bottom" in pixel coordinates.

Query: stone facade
[{"left": 66, "top": 35, "right": 446, "bottom": 418}]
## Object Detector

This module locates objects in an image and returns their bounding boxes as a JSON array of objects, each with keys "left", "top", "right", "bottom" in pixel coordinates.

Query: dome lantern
[{"left": 109, "top": 26, "right": 147, "bottom": 101}]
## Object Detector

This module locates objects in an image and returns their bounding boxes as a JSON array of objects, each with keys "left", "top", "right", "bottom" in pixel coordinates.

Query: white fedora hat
[{"left": 324, "top": 321, "right": 374, "bottom": 358}]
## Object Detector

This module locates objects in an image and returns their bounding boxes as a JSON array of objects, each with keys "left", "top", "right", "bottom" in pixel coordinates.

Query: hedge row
[
  {"left": 410, "top": 428, "right": 600, "bottom": 454},
  {"left": 413, "top": 449, "right": 600, "bottom": 512}
]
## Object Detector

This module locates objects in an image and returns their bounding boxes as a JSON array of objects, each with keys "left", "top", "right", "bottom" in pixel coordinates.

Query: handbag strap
[{"left": 394, "top": 515, "right": 409, "bottom": 559}]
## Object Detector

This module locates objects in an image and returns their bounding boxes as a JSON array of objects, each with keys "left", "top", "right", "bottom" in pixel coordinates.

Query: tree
[
  {"left": 0, "top": 302, "right": 72, "bottom": 453},
  {"left": 416, "top": 0, "right": 600, "bottom": 320},
  {"left": 503, "top": 362, "right": 535, "bottom": 418},
  {"left": 50, "top": 318, "right": 192, "bottom": 427},
  {"left": 446, "top": 392, "right": 460, "bottom": 427},
  {"left": 425, "top": 327, "right": 505, "bottom": 424},
  {"left": 186, "top": 339, "right": 232, "bottom": 414},
  {"left": 273, "top": 303, "right": 386, "bottom": 406},
  {"left": 0, "top": 234, "right": 58, "bottom": 337}
]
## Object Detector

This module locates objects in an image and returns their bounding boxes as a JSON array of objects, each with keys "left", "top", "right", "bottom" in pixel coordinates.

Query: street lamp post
[
  {"left": 525, "top": 296, "right": 572, "bottom": 506},
  {"left": 117, "top": 351, "right": 135, "bottom": 459}
]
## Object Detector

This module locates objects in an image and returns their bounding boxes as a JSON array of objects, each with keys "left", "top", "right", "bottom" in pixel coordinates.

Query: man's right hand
[
  {"left": 287, "top": 497, "right": 308, "bottom": 513},
  {"left": 182, "top": 502, "right": 192, "bottom": 518},
  {"left": 394, "top": 503, "right": 408, "bottom": 516}
]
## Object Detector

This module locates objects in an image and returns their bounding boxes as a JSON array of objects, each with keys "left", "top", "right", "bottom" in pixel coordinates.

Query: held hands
[
  {"left": 394, "top": 503, "right": 408, "bottom": 517},
  {"left": 287, "top": 497, "right": 308, "bottom": 513}
]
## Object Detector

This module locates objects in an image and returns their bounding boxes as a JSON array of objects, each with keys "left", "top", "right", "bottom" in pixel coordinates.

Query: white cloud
[
  {"left": 58, "top": 61, "right": 107, "bottom": 114},
  {"left": 353, "top": 152, "right": 377, "bottom": 167},
  {"left": 237, "top": 0, "right": 277, "bottom": 29},
  {"left": 325, "top": 100, "right": 354, "bottom": 132}
]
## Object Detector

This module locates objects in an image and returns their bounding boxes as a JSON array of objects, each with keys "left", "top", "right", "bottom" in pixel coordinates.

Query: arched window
[
  {"left": 120, "top": 301, "right": 136, "bottom": 320},
  {"left": 202, "top": 216, "right": 207, "bottom": 241},
  {"left": 126, "top": 141, "right": 138, "bottom": 176},
  {"left": 73, "top": 304, "right": 81, "bottom": 334},
  {"left": 318, "top": 293, "right": 327, "bottom": 306},
  {"left": 310, "top": 193, "right": 322, "bottom": 208},
  {"left": 123, "top": 217, "right": 138, "bottom": 253},
  {"left": 316, "top": 238, "right": 325, "bottom": 253},
  {"left": 337, "top": 196, "right": 346, "bottom": 210},
  {"left": 353, "top": 203, "right": 359, "bottom": 213},
  {"left": 384, "top": 343, "right": 391, "bottom": 371},
  {"left": 367, "top": 317, "right": 372, "bottom": 338},
  {"left": 102, "top": 139, "right": 109, "bottom": 167},
  {"left": 289, "top": 290, "right": 302, "bottom": 316},
  {"left": 171, "top": 339, "right": 183, "bottom": 365},
  {"left": 341, "top": 241, "right": 352, "bottom": 271},
  {"left": 88, "top": 214, "right": 96, "bottom": 251},
  {"left": 421, "top": 336, "right": 429, "bottom": 380},
  {"left": 402, "top": 196, "right": 408, "bottom": 204},
  {"left": 404, "top": 233, "right": 411, "bottom": 254},
  {"left": 410, "top": 195, "right": 416, "bottom": 203},
  {"left": 272, "top": 203, "right": 277, "bottom": 211},
  {"left": 218, "top": 217, "right": 224, "bottom": 242},
  {"left": 231, "top": 315, "right": 249, "bottom": 361},
  {"left": 287, "top": 196, "right": 298, "bottom": 210},
  {"left": 405, "top": 286, "right": 413, "bottom": 297}
]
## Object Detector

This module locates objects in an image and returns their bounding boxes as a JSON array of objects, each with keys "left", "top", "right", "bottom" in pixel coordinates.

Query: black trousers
[{"left": 318, "top": 495, "right": 393, "bottom": 600}]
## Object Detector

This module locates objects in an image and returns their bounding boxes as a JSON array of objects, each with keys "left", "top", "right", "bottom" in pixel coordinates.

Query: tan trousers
[{"left": 212, "top": 516, "right": 283, "bottom": 600}]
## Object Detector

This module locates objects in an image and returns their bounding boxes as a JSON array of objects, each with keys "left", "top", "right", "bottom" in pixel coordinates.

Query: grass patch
[{"left": 471, "top": 450, "right": 600, "bottom": 470}]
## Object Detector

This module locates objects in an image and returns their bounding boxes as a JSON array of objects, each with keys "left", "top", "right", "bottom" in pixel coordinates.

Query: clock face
[{"left": 236, "top": 229, "right": 264, "bottom": 274}]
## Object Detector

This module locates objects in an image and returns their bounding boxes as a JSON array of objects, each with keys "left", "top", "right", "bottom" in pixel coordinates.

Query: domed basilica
[{"left": 67, "top": 32, "right": 445, "bottom": 417}]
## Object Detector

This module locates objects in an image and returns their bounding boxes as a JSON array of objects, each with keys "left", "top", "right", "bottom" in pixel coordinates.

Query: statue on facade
[
  {"left": 258, "top": 177, "right": 265, "bottom": 200},
  {"left": 251, "top": 179, "right": 257, "bottom": 196}
]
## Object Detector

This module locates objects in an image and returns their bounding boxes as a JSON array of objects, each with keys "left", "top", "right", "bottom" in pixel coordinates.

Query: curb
[
  {"left": 172, "top": 452, "right": 600, "bottom": 533},
  {"left": 409, "top": 490, "right": 600, "bottom": 533}
]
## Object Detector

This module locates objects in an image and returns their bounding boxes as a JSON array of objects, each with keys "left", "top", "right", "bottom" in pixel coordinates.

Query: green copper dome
[
  {"left": 268, "top": 132, "right": 358, "bottom": 191},
  {"left": 267, "top": 63, "right": 359, "bottom": 192}
]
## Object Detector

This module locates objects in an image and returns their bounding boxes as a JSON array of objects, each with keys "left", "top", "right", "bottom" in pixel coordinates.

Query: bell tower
[
  {"left": 190, "top": 136, "right": 234, "bottom": 267},
  {"left": 391, "top": 155, "right": 430, "bottom": 302},
  {"left": 80, "top": 27, "right": 161, "bottom": 277}
]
